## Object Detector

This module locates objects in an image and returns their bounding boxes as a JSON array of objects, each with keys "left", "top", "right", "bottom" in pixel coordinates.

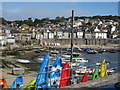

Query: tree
[
  {"left": 23, "top": 17, "right": 33, "bottom": 26},
  {"left": 0, "top": 17, "right": 7, "bottom": 25}
]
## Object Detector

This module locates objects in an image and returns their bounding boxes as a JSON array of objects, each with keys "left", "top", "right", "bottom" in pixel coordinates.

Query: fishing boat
[
  {"left": 110, "top": 49, "right": 116, "bottom": 53},
  {"left": 67, "top": 46, "right": 82, "bottom": 51},
  {"left": 61, "top": 57, "right": 89, "bottom": 64},
  {"left": 72, "top": 57, "right": 89, "bottom": 63},
  {"left": 61, "top": 54, "right": 71, "bottom": 58},
  {"left": 98, "top": 48, "right": 106, "bottom": 53},
  {"left": 50, "top": 50, "right": 59, "bottom": 54},
  {"left": 15, "top": 59, "right": 30, "bottom": 64},
  {"left": 75, "top": 66, "right": 94, "bottom": 75},
  {"left": 87, "top": 49, "right": 98, "bottom": 54}
]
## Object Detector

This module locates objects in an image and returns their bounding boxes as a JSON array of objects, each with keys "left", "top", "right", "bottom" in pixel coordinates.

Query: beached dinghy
[
  {"left": 16, "top": 59, "right": 30, "bottom": 64},
  {"left": 11, "top": 73, "right": 24, "bottom": 89},
  {"left": 36, "top": 53, "right": 50, "bottom": 89},
  {"left": 48, "top": 56, "right": 62, "bottom": 88}
]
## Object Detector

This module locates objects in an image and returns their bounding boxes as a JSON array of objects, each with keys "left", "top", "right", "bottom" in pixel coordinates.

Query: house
[
  {"left": 77, "top": 31, "right": 83, "bottom": 38},
  {"left": 7, "top": 37, "right": 15, "bottom": 44},
  {"left": 62, "top": 30, "right": 70, "bottom": 39},
  {"left": 94, "top": 32, "right": 107, "bottom": 39},
  {"left": 56, "top": 31, "right": 63, "bottom": 39},
  {"left": 0, "top": 33, "right": 7, "bottom": 45},
  {"left": 43, "top": 32, "right": 48, "bottom": 39},
  {"left": 48, "top": 32, "right": 54, "bottom": 39},
  {"left": 94, "top": 26, "right": 107, "bottom": 39},
  {"left": 111, "top": 25, "right": 116, "bottom": 33},
  {"left": 111, "top": 31, "right": 119, "bottom": 39},
  {"left": 85, "top": 32, "right": 92, "bottom": 39}
]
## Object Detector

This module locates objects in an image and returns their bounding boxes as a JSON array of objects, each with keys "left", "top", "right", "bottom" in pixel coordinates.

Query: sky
[{"left": 1, "top": 1, "right": 119, "bottom": 21}]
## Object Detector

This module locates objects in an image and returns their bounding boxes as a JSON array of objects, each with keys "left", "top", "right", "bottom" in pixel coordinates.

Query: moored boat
[
  {"left": 87, "top": 49, "right": 98, "bottom": 54},
  {"left": 50, "top": 50, "right": 59, "bottom": 54},
  {"left": 15, "top": 59, "right": 30, "bottom": 64}
]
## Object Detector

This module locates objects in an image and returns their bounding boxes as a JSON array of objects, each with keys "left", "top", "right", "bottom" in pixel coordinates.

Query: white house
[
  {"left": 85, "top": 32, "right": 92, "bottom": 39},
  {"left": 94, "top": 32, "right": 107, "bottom": 39},
  {"left": 7, "top": 37, "right": 15, "bottom": 44},
  {"left": 48, "top": 32, "right": 54, "bottom": 39},
  {"left": 111, "top": 25, "right": 116, "bottom": 33},
  {"left": 94, "top": 26, "right": 100, "bottom": 32},
  {"left": 56, "top": 31, "right": 63, "bottom": 39},
  {"left": 43, "top": 32, "right": 48, "bottom": 39},
  {"left": 77, "top": 31, "right": 83, "bottom": 38},
  {"left": 0, "top": 35, "right": 7, "bottom": 45},
  {"left": 63, "top": 32, "right": 69, "bottom": 39}
]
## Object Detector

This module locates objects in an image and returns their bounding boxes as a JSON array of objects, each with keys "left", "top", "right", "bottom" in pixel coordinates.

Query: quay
[{"left": 63, "top": 73, "right": 120, "bottom": 88}]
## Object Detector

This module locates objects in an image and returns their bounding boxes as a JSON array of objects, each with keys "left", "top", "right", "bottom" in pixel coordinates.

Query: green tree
[{"left": 0, "top": 17, "right": 7, "bottom": 25}]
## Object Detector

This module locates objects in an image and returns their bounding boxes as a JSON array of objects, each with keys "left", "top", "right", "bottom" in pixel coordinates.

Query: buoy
[
  {"left": 59, "top": 62, "right": 71, "bottom": 88},
  {"left": 25, "top": 80, "right": 36, "bottom": 90},
  {"left": 92, "top": 68, "right": 99, "bottom": 80},
  {"left": 100, "top": 59, "right": 108, "bottom": 78},
  {"left": 81, "top": 74, "right": 88, "bottom": 82},
  {"left": 0, "top": 76, "right": 7, "bottom": 88}
]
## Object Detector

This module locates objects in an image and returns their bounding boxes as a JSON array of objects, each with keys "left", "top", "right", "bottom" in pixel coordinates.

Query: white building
[
  {"left": 63, "top": 32, "right": 69, "bottom": 39},
  {"left": 111, "top": 25, "right": 116, "bottom": 33},
  {"left": 7, "top": 37, "right": 15, "bottom": 44},
  {"left": 43, "top": 32, "right": 48, "bottom": 39},
  {"left": 0, "top": 35, "right": 7, "bottom": 45},
  {"left": 48, "top": 32, "right": 54, "bottom": 39},
  {"left": 94, "top": 32, "right": 107, "bottom": 39},
  {"left": 56, "top": 31, "right": 63, "bottom": 39},
  {"left": 77, "top": 31, "right": 83, "bottom": 38}
]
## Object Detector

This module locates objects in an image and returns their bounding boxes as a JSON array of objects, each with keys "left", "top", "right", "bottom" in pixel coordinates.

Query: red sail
[
  {"left": 81, "top": 75, "right": 88, "bottom": 82},
  {"left": 60, "top": 62, "right": 71, "bottom": 88}
]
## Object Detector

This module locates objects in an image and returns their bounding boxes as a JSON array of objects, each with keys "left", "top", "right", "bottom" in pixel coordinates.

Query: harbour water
[
  {"left": 77, "top": 52, "right": 119, "bottom": 73},
  {"left": 34, "top": 51, "right": 119, "bottom": 73}
]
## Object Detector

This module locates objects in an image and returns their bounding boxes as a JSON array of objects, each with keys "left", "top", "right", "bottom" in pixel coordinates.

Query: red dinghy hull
[{"left": 60, "top": 62, "right": 71, "bottom": 88}]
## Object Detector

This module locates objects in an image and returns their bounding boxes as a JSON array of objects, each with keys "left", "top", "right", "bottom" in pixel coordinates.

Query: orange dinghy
[{"left": 0, "top": 76, "right": 7, "bottom": 88}]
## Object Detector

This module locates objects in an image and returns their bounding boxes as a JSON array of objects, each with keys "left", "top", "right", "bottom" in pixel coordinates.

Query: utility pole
[{"left": 70, "top": 10, "right": 74, "bottom": 84}]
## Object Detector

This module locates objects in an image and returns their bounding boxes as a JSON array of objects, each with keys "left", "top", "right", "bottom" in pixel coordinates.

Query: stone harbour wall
[{"left": 42, "top": 38, "right": 120, "bottom": 46}]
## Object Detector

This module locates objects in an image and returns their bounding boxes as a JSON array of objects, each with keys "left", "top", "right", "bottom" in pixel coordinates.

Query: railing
[{"left": 0, "top": 61, "right": 119, "bottom": 88}]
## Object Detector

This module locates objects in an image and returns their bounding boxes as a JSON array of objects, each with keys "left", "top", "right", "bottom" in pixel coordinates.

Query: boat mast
[{"left": 70, "top": 10, "right": 74, "bottom": 83}]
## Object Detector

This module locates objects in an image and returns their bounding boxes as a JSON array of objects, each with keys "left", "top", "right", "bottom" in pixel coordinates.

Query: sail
[
  {"left": 60, "top": 62, "right": 71, "bottom": 88},
  {"left": 36, "top": 53, "right": 50, "bottom": 89},
  {"left": 48, "top": 56, "right": 62, "bottom": 88},
  {"left": 11, "top": 73, "right": 24, "bottom": 88}
]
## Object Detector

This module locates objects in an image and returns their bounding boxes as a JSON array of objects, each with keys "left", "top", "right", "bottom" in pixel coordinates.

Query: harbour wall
[{"left": 42, "top": 38, "right": 120, "bottom": 46}]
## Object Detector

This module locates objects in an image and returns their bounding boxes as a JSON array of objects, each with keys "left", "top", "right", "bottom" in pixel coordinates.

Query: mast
[{"left": 70, "top": 10, "right": 74, "bottom": 84}]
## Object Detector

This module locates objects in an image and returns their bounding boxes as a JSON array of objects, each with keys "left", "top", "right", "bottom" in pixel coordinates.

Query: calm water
[
  {"left": 34, "top": 51, "right": 119, "bottom": 72},
  {"left": 79, "top": 52, "right": 119, "bottom": 72}
]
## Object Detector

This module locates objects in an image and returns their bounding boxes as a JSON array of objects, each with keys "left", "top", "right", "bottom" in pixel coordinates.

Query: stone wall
[{"left": 42, "top": 38, "right": 120, "bottom": 46}]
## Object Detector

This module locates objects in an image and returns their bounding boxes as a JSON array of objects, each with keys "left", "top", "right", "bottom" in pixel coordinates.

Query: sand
[{"left": 0, "top": 68, "right": 37, "bottom": 88}]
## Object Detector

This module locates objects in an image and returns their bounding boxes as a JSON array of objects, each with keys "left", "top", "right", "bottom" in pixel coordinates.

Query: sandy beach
[{"left": 0, "top": 68, "right": 37, "bottom": 87}]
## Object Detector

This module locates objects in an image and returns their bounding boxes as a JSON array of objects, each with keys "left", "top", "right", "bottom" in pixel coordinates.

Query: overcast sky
[{"left": 1, "top": 1, "right": 119, "bottom": 21}]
